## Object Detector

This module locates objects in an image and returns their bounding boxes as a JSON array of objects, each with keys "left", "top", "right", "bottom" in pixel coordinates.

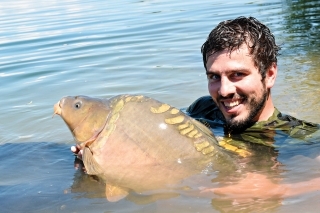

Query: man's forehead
[
  {"left": 206, "top": 45, "right": 252, "bottom": 64},
  {"left": 207, "top": 44, "right": 251, "bottom": 58}
]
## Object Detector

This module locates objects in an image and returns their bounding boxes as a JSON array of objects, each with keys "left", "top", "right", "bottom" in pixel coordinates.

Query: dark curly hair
[{"left": 201, "top": 16, "right": 281, "bottom": 79}]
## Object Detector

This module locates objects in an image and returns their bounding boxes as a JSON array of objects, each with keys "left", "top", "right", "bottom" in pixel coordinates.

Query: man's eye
[
  {"left": 233, "top": 72, "right": 244, "bottom": 77},
  {"left": 207, "top": 74, "right": 220, "bottom": 81}
]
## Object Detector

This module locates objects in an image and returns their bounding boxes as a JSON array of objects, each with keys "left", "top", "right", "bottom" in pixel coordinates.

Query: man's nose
[{"left": 219, "top": 77, "right": 236, "bottom": 97}]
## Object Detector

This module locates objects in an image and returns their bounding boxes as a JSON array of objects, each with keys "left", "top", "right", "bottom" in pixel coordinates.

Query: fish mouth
[{"left": 53, "top": 101, "right": 62, "bottom": 116}]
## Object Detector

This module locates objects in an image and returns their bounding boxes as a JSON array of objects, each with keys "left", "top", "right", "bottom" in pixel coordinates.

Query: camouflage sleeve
[
  {"left": 276, "top": 111, "right": 320, "bottom": 139},
  {"left": 186, "top": 96, "right": 226, "bottom": 128}
]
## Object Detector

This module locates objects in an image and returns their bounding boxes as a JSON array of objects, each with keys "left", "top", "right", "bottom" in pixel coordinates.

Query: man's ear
[{"left": 265, "top": 62, "right": 277, "bottom": 89}]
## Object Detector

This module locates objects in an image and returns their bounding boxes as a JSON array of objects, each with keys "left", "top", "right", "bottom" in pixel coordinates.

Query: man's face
[{"left": 206, "top": 45, "right": 269, "bottom": 132}]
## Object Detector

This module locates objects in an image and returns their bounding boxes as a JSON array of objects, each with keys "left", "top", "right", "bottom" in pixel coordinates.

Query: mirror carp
[{"left": 54, "top": 95, "right": 248, "bottom": 201}]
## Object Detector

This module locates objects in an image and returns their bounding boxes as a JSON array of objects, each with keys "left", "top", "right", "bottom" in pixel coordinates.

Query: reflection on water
[
  {"left": 283, "top": 0, "right": 320, "bottom": 52},
  {"left": 0, "top": 0, "right": 320, "bottom": 212},
  {"left": 275, "top": 0, "right": 320, "bottom": 122},
  {"left": 1, "top": 140, "right": 320, "bottom": 212}
]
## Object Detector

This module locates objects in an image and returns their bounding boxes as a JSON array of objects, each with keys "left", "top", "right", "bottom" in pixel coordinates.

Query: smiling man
[
  {"left": 186, "top": 16, "right": 320, "bottom": 206},
  {"left": 206, "top": 44, "right": 276, "bottom": 134},
  {"left": 187, "top": 16, "right": 318, "bottom": 138}
]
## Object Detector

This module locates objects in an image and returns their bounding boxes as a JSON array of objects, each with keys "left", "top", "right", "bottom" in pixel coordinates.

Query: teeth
[{"left": 224, "top": 100, "right": 239, "bottom": 107}]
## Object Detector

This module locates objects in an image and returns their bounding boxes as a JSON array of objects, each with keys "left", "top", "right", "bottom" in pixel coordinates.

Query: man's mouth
[{"left": 221, "top": 99, "right": 244, "bottom": 110}]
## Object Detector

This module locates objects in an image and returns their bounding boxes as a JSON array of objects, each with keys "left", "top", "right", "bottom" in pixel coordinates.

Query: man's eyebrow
[
  {"left": 206, "top": 70, "right": 218, "bottom": 75},
  {"left": 206, "top": 68, "right": 250, "bottom": 75},
  {"left": 206, "top": 69, "right": 220, "bottom": 74},
  {"left": 230, "top": 68, "right": 251, "bottom": 73}
]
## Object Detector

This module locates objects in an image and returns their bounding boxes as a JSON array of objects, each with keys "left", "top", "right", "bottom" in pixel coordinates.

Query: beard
[{"left": 223, "top": 88, "right": 268, "bottom": 135}]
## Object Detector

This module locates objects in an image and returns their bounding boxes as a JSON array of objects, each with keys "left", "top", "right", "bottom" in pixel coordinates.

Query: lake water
[{"left": 1, "top": 0, "right": 320, "bottom": 212}]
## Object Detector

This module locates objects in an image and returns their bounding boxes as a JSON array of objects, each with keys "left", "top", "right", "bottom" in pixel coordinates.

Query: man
[
  {"left": 187, "top": 16, "right": 319, "bottom": 141},
  {"left": 186, "top": 16, "right": 320, "bottom": 204}
]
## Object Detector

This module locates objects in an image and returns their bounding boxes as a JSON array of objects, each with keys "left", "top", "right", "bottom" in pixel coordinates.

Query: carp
[{"left": 54, "top": 95, "right": 244, "bottom": 201}]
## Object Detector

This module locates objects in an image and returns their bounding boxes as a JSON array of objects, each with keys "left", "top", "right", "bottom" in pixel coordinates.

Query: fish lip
[{"left": 53, "top": 101, "right": 62, "bottom": 116}]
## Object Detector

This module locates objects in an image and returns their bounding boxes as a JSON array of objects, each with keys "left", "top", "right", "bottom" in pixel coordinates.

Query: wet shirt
[{"left": 186, "top": 96, "right": 320, "bottom": 158}]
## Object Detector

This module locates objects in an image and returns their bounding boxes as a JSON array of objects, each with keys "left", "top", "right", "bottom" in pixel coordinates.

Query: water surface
[{"left": 1, "top": 0, "right": 320, "bottom": 212}]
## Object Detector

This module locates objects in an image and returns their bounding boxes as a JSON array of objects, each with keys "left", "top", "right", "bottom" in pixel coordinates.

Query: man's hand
[
  {"left": 71, "top": 144, "right": 86, "bottom": 172},
  {"left": 71, "top": 144, "right": 83, "bottom": 160}
]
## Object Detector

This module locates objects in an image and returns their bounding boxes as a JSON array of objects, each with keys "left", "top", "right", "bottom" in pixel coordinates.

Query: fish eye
[{"left": 74, "top": 102, "right": 82, "bottom": 109}]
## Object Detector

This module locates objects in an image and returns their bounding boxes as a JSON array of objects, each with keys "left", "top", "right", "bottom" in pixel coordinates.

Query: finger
[
  {"left": 71, "top": 145, "right": 78, "bottom": 154},
  {"left": 74, "top": 163, "right": 79, "bottom": 170},
  {"left": 77, "top": 149, "right": 83, "bottom": 160}
]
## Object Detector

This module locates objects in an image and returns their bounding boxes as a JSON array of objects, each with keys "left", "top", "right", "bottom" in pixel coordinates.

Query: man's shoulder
[
  {"left": 251, "top": 108, "right": 320, "bottom": 139},
  {"left": 186, "top": 96, "right": 225, "bottom": 127}
]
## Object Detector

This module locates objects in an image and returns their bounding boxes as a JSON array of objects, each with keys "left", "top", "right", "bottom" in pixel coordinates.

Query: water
[{"left": 0, "top": 0, "right": 320, "bottom": 212}]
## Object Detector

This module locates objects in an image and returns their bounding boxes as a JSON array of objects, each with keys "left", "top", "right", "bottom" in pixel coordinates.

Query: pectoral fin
[
  {"left": 82, "top": 147, "right": 103, "bottom": 175},
  {"left": 105, "top": 184, "right": 129, "bottom": 202}
]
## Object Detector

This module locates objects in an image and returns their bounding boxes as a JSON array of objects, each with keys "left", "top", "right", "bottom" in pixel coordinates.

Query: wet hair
[{"left": 201, "top": 16, "right": 281, "bottom": 79}]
